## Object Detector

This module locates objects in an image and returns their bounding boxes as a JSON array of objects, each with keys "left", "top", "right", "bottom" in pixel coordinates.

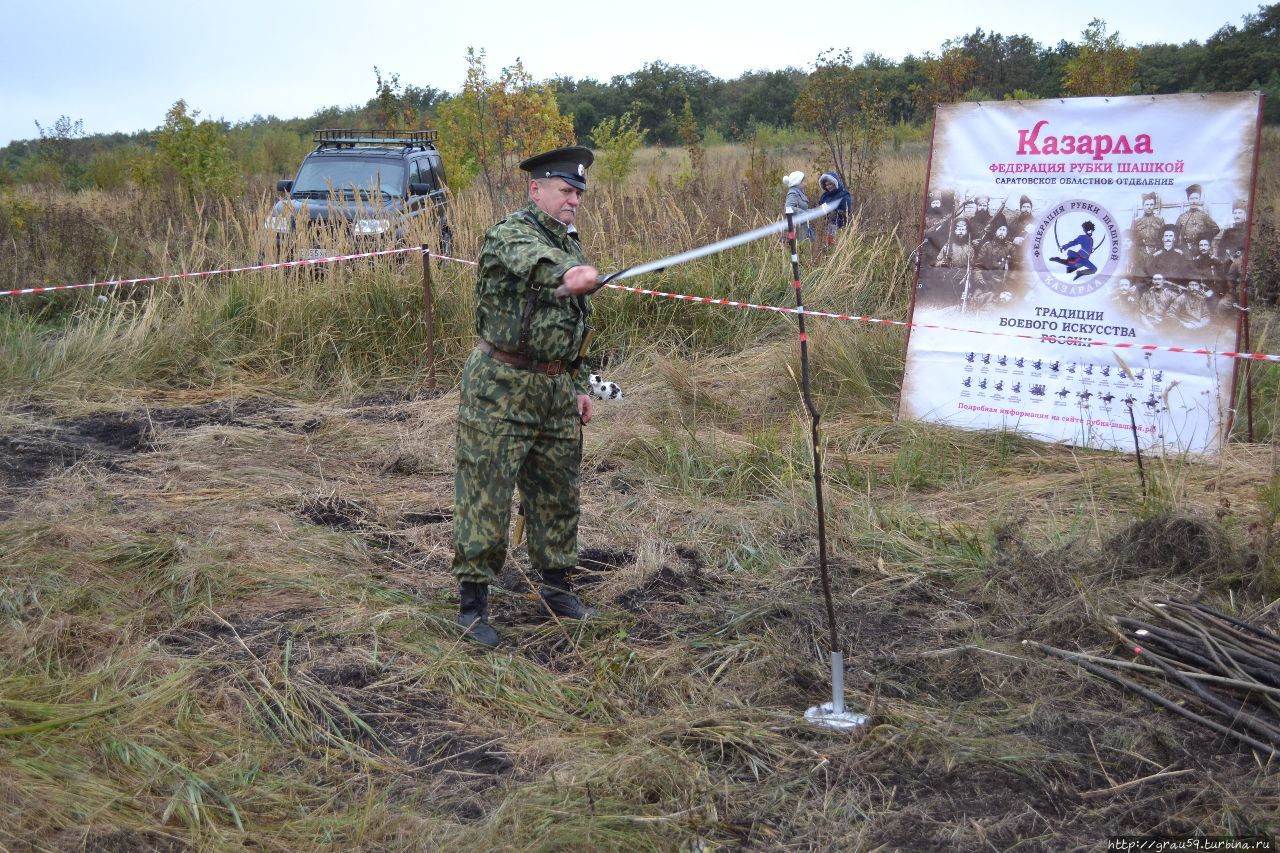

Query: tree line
[{"left": 1, "top": 6, "right": 1276, "bottom": 197}]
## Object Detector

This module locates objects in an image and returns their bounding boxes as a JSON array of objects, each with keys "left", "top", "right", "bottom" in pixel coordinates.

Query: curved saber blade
[{"left": 557, "top": 203, "right": 833, "bottom": 297}]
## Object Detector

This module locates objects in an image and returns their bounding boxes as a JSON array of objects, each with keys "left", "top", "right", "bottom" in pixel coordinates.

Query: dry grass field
[{"left": 0, "top": 134, "right": 1277, "bottom": 850}]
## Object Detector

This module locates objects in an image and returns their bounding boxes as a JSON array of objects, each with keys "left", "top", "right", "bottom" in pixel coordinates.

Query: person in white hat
[{"left": 782, "top": 171, "right": 813, "bottom": 241}]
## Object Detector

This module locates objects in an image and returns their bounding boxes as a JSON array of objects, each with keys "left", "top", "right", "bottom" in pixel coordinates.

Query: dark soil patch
[
  {"left": 865, "top": 761, "right": 1068, "bottom": 850},
  {"left": 381, "top": 453, "right": 430, "bottom": 476},
  {"left": 616, "top": 564, "right": 705, "bottom": 611},
  {"left": 350, "top": 387, "right": 445, "bottom": 408},
  {"left": 401, "top": 509, "right": 452, "bottom": 526},
  {"left": 577, "top": 546, "right": 636, "bottom": 585},
  {"left": 145, "top": 398, "right": 280, "bottom": 430},
  {"left": 157, "top": 611, "right": 512, "bottom": 787},
  {"left": 0, "top": 429, "right": 87, "bottom": 489},
  {"left": 299, "top": 494, "right": 376, "bottom": 531},
  {"left": 309, "top": 656, "right": 381, "bottom": 689},
  {"left": 57, "top": 411, "right": 153, "bottom": 453},
  {"left": 156, "top": 607, "right": 329, "bottom": 659},
  {"left": 344, "top": 690, "right": 513, "bottom": 793},
  {"left": 351, "top": 406, "right": 412, "bottom": 423}
]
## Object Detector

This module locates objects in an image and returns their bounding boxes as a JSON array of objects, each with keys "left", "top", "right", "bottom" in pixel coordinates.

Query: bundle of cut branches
[{"left": 1025, "top": 597, "right": 1280, "bottom": 758}]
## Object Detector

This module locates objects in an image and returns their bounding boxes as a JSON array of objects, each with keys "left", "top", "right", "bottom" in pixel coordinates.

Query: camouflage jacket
[{"left": 474, "top": 203, "right": 592, "bottom": 395}]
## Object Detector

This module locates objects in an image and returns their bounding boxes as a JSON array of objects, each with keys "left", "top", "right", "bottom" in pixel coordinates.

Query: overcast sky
[{"left": 1, "top": 0, "right": 1263, "bottom": 147}]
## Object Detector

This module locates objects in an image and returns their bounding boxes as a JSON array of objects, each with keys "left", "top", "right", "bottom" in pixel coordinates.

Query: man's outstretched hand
[{"left": 555, "top": 265, "right": 600, "bottom": 298}]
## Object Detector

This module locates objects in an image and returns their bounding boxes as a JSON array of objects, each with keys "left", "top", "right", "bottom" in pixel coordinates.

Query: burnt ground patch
[
  {"left": 57, "top": 410, "right": 154, "bottom": 453},
  {"left": 0, "top": 428, "right": 88, "bottom": 490},
  {"left": 576, "top": 546, "right": 636, "bottom": 585},
  {"left": 156, "top": 610, "right": 513, "bottom": 796},
  {"left": 348, "top": 387, "right": 448, "bottom": 423},
  {"left": 299, "top": 494, "right": 377, "bottom": 531},
  {"left": 350, "top": 406, "right": 412, "bottom": 423},
  {"left": 0, "top": 412, "right": 158, "bottom": 515},
  {"left": 350, "top": 387, "right": 447, "bottom": 408},
  {"left": 144, "top": 398, "right": 281, "bottom": 430},
  {"left": 861, "top": 761, "right": 1072, "bottom": 851},
  {"left": 296, "top": 494, "right": 450, "bottom": 591},
  {"left": 0, "top": 398, "right": 292, "bottom": 511},
  {"left": 400, "top": 509, "right": 452, "bottom": 526}
]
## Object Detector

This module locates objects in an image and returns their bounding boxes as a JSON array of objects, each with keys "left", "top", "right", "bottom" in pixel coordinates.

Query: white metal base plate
[{"left": 804, "top": 703, "right": 870, "bottom": 730}]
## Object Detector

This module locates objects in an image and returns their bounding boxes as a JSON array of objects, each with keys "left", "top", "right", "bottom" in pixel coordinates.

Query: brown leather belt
[{"left": 477, "top": 339, "right": 567, "bottom": 376}]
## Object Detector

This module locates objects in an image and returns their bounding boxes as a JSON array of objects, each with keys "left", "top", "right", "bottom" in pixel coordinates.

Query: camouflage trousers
[{"left": 451, "top": 349, "right": 582, "bottom": 585}]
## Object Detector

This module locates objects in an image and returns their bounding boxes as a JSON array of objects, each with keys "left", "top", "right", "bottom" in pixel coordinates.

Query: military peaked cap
[
  {"left": 1142, "top": 191, "right": 1158, "bottom": 203},
  {"left": 1185, "top": 183, "right": 1203, "bottom": 196},
  {"left": 520, "top": 145, "right": 594, "bottom": 190},
  {"left": 1233, "top": 198, "right": 1247, "bottom": 211}
]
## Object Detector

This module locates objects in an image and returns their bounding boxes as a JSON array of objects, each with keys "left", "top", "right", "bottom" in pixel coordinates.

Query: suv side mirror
[
  {"left": 276, "top": 180, "right": 293, "bottom": 193},
  {"left": 409, "top": 182, "right": 433, "bottom": 197}
]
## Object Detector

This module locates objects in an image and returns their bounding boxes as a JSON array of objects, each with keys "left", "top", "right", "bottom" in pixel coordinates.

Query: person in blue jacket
[
  {"left": 817, "top": 171, "right": 853, "bottom": 246},
  {"left": 1050, "top": 221, "right": 1097, "bottom": 280}
]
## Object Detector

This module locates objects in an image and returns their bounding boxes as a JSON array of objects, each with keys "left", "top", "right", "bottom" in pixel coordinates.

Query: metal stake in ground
[{"left": 784, "top": 208, "right": 868, "bottom": 732}]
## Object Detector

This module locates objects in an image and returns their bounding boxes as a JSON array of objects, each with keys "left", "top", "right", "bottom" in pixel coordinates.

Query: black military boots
[
  {"left": 538, "top": 569, "right": 597, "bottom": 621},
  {"left": 458, "top": 582, "right": 500, "bottom": 648}
]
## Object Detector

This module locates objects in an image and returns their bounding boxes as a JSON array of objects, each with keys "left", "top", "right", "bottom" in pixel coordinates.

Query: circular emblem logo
[
  {"left": 577, "top": 163, "right": 585, "bottom": 176},
  {"left": 1029, "top": 199, "right": 1121, "bottom": 297}
]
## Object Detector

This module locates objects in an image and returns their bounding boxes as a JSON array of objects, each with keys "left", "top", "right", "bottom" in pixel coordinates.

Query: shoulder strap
[{"left": 512, "top": 210, "right": 561, "bottom": 357}]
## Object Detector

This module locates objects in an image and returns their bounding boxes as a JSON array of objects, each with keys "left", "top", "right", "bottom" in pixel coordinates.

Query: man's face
[
  {"left": 1143, "top": 198, "right": 1156, "bottom": 215},
  {"left": 1188, "top": 191, "right": 1203, "bottom": 209},
  {"left": 996, "top": 225, "right": 1008, "bottom": 240},
  {"left": 955, "top": 220, "right": 968, "bottom": 238},
  {"left": 1162, "top": 231, "right": 1175, "bottom": 250},
  {"left": 1021, "top": 202, "right": 1032, "bottom": 214},
  {"left": 976, "top": 198, "right": 989, "bottom": 212},
  {"left": 530, "top": 177, "right": 583, "bottom": 225},
  {"left": 1152, "top": 273, "right": 1166, "bottom": 287},
  {"left": 1198, "top": 239, "right": 1211, "bottom": 254},
  {"left": 1234, "top": 208, "right": 1247, "bottom": 224}
]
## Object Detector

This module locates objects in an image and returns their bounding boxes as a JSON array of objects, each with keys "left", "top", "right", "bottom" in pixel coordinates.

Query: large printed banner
[{"left": 901, "top": 92, "right": 1262, "bottom": 454}]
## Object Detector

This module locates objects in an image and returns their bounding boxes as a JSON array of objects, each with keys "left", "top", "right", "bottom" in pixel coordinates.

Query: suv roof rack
[{"left": 312, "top": 129, "right": 438, "bottom": 150}]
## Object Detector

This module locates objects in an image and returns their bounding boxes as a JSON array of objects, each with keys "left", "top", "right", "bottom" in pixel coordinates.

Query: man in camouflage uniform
[
  {"left": 452, "top": 145, "right": 600, "bottom": 648},
  {"left": 1175, "top": 183, "right": 1220, "bottom": 253},
  {"left": 1130, "top": 192, "right": 1165, "bottom": 256}
]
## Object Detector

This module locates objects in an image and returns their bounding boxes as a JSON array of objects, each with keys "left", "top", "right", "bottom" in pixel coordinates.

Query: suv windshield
[{"left": 292, "top": 158, "right": 406, "bottom": 198}]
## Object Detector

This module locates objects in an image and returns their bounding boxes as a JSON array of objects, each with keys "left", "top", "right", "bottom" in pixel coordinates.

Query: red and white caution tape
[
  {"left": 600, "top": 281, "right": 1280, "bottom": 364},
  {"left": 431, "top": 253, "right": 478, "bottom": 267},
  {"left": 7, "top": 247, "right": 1276, "bottom": 364},
  {"left": 0, "top": 246, "right": 420, "bottom": 298}
]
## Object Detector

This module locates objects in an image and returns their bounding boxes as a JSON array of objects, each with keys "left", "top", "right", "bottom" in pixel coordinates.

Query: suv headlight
[
  {"left": 354, "top": 218, "right": 391, "bottom": 235},
  {"left": 263, "top": 216, "right": 292, "bottom": 233}
]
